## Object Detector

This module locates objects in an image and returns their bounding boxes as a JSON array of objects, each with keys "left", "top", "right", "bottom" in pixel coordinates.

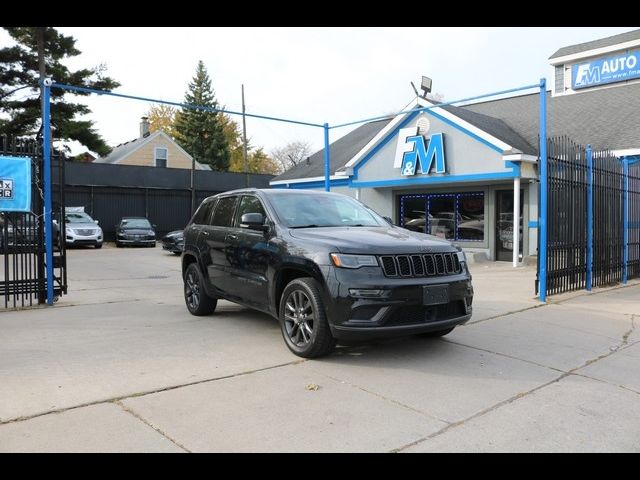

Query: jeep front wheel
[{"left": 279, "top": 277, "right": 335, "bottom": 358}]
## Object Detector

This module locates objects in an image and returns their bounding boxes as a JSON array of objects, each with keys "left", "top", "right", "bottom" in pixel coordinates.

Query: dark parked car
[
  {"left": 115, "top": 217, "right": 156, "bottom": 248},
  {"left": 181, "top": 189, "right": 473, "bottom": 358},
  {"left": 162, "top": 230, "right": 184, "bottom": 255}
]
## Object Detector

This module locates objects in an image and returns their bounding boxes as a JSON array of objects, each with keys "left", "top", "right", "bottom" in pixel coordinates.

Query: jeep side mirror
[{"left": 240, "top": 213, "right": 266, "bottom": 231}]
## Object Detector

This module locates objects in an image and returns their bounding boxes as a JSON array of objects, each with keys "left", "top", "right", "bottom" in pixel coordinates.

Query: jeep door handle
[{"left": 226, "top": 234, "right": 238, "bottom": 241}]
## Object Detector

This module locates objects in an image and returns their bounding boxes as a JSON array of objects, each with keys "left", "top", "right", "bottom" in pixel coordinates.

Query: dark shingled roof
[
  {"left": 464, "top": 82, "right": 640, "bottom": 152},
  {"left": 272, "top": 118, "right": 392, "bottom": 182},
  {"left": 440, "top": 104, "right": 536, "bottom": 154},
  {"left": 273, "top": 82, "right": 640, "bottom": 182},
  {"left": 549, "top": 29, "right": 640, "bottom": 60}
]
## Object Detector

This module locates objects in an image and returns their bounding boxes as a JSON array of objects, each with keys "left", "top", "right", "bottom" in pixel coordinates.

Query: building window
[
  {"left": 400, "top": 192, "right": 484, "bottom": 242},
  {"left": 155, "top": 147, "right": 168, "bottom": 168}
]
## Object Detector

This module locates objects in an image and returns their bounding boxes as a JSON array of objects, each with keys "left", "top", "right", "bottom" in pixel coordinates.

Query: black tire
[
  {"left": 95, "top": 243, "right": 103, "bottom": 249},
  {"left": 184, "top": 263, "right": 217, "bottom": 316},
  {"left": 115, "top": 241, "right": 122, "bottom": 248},
  {"left": 416, "top": 327, "right": 455, "bottom": 338},
  {"left": 279, "top": 277, "right": 335, "bottom": 358}
]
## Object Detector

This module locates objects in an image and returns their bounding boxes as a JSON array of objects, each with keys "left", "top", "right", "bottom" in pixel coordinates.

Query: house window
[
  {"left": 155, "top": 147, "right": 168, "bottom": 168},
  {"left": 400, "top": 192, "right": 485, "bottom": 242}
]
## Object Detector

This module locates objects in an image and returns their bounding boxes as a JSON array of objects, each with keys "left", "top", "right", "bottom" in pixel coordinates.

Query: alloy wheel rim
[
  {"left": 185, "top": 271, "right": 200, "bottom": 309},
  {"left": 284, "top": 289, "right": 315, "bottom": 347}
]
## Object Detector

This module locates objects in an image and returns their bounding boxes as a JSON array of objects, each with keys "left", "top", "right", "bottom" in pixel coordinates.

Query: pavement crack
[
  {"left": 443, "top": 339, "right": 566, "bottom": 374},
  {"left": 568, "top": 313, "right": 637, "bottom": 375},
  {"left": 391, "top": 372, "right": 570, "bottom": 452},
  {"left": 465, "top": 303, "right": 547, "bottom": 326},
  {"left": 114, "top": 400, "right": 191, "bottom": 452},
  {"left": 320, "top": 373, "right": 451, "bottom": 426},
  {"left": 0, "top": 359, "right": 305, "bottom": 426}
]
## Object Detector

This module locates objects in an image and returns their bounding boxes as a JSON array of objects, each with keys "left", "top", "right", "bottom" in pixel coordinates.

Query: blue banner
[
  {"left": 0, "top": 156, "right": 32, "bottom": 212},
  {"left": 572, "top": 51, "right": 640, "bottom": 89}
]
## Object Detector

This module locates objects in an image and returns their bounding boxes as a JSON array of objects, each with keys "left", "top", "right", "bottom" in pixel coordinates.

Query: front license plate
[{"left": 423, "top": 285, "right": 449, "bottom": 306}]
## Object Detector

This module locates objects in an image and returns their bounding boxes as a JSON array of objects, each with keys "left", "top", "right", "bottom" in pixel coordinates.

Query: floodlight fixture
[{"left": 420, "top": 76, "right": 432, "bottom": 98}]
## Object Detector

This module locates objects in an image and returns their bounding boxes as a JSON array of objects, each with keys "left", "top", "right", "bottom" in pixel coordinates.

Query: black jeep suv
[{"left": 182, "top": 189, "right": 473, "bottom": 358}]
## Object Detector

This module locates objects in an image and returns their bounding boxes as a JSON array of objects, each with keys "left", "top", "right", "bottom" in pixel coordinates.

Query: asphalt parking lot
[{"left": 0, "top": 244, "right": 639, "bottom": 452}]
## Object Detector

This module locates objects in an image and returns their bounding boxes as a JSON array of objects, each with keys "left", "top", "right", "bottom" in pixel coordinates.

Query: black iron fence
[
  {"left": 592, "top": 149, "right": 624, "bottom": 288},
  {"left": 628, "top": 163, "right": 640, "bottom": 280},
  {"left": 544, "top": 137, "right": 588, "bottom": 295},
  {"left": 1, "top": 136, "right": 67, "bottom": 308},
  {"left": 539, "top": 136, "right": 638, "bottom": 298}
]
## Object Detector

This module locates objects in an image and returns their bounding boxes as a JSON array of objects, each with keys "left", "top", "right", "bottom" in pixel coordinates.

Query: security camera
[{"left": 43, "top": 77, "right": 52, "bottom": 87}]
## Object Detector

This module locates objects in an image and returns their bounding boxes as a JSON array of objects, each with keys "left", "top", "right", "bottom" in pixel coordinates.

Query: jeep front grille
[{"left": 379, "top": 253, "right": 461, "bottom": 278}]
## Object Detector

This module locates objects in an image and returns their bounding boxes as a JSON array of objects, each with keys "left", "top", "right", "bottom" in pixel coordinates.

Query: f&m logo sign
[
  {"left": 393, "top": 127, "right": 446, "bottom": 176},
  {"left": 572, "top": 51, "right": 640, "bottom": 90}
]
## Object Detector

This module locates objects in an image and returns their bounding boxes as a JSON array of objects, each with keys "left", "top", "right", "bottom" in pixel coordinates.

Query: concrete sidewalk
[{"left": 0, "top": 245, "right": 638, "bottom": 452}]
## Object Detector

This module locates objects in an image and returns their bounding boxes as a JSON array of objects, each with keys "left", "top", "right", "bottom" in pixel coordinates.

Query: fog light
[{"left": 349, "top": 288, "right": 386, "bottom": 298}]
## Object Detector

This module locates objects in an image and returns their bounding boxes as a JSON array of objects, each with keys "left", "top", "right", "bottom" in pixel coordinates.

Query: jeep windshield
[{"left": 269, "top": 192, "right": 386, "bottom": 228}]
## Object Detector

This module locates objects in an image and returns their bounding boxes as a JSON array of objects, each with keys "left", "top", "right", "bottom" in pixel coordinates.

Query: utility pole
[
  {"left": 37, "top": 27, "right": 46, "bottom": 98},
  {"left": 242, "top": 84, "right": 249, "bottom": 187}
]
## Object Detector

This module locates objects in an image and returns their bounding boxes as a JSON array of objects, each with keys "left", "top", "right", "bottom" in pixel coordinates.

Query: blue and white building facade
[{"left": 270, "top": 29, "right": 640, "bottom": 263}]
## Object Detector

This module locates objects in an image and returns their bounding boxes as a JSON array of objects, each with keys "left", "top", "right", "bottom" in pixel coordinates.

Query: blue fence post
[
  {"left": 42, "top": 80, "right": 54, "bottom": 305},
  {"left": 323, "top": 123, "right": 330, "bottom": 192},
  {"left": 538, "top": 78, "right": 548, "bottom": 302},
  {"left": 586, "top": 144, "right": 593, "bottom": 291},
  {"left": 623, "top": 156, "right": 629, "bottom": 284}
]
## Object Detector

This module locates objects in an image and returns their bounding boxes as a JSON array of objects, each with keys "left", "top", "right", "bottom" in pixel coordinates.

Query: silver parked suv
[{"left": 62, "top": 207, "right": 103, "bottom": 249}]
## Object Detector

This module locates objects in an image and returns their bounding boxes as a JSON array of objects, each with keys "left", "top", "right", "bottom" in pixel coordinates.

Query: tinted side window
[
  {"left": 192, "top": 199, "right": 216, "bottom": 225},
  {"left": 211, "top": 196, "right": 238, "bottom": 227},
  {"left": 235, "top": 196, "right": 267, "bottom": 226}
]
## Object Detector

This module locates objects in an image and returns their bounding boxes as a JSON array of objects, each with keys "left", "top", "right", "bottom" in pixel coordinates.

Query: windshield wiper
[
  {"left": 290, "top": 224, "right": 320, "bottom": 229},
  {"left": 343, "top": 223, "right": 366, "bottom": 227}
]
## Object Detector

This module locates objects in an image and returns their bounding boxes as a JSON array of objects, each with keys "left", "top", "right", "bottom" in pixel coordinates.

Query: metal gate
[
  {"left": 543, "top": 136, "right": 588, "bottom": 296},
  {"left": 539, "top": 136, "right": 636, "bottom": 298},
  {"left": 1, "top": 136, "right": 67, "bottom": 308},
  {"left": 628, "top": 161, "right": 640, "bottom": 281}
]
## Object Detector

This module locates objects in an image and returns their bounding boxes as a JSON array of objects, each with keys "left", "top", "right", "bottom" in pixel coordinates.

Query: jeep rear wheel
[
  {"left": 184, "top": 263, "right": 217, "bottom": 316},
  {"left": 280, "top": 277, "right": 335, "bottom": 358}
]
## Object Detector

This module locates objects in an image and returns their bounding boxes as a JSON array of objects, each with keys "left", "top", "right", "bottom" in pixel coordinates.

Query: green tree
[
  {"left": 222, "top": 114, "right": 279, "bottom": 175},
  {"left": 0, "top": 27, "right": 120, "bottom": 156},
  {"left": 174, "top": 61, "right": 230, "bottom": 171}
]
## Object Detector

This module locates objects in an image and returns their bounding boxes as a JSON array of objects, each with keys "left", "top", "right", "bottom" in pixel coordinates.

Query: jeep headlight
[
  {"left": 453, "top": 244, "right": 467, "bottom": 264},
  {"left": 330, "top": 253, "right": 378, "bottom": 269}
]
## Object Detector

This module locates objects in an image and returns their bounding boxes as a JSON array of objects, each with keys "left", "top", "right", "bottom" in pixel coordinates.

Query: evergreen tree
[
  {"left": 0, "top": 27, "right": 120, "bottom": 156},
  {"left": 174, "top": 61, "right": 230, "bottom": 171}
]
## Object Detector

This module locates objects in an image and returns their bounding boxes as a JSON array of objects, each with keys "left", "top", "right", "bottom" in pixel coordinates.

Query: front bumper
[
  {"left": 323, "top": 266, "right": 473, "bottom": 341},
  {"left": 66, "top": 231, "right": 103, "bottom": 246},
  {"left": 162, "top": 239, "right": 184, "bottom": 253},
  {"left": 118, "top": 237, "right": 155, "bottom": 245}
]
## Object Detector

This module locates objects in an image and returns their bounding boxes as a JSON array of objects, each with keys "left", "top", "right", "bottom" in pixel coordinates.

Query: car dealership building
[{"left": 270, "top": 29, "right": 640, "bottom": 263}]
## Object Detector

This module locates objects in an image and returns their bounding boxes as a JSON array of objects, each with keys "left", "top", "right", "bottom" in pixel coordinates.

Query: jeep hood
[{"left": 289, "top": 226, "right": 454, "bottom": 254}]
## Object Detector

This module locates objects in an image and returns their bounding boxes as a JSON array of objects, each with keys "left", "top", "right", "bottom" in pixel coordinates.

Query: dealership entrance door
[{"left": 496, "top": 189, "right": 523, "bottom": 262}]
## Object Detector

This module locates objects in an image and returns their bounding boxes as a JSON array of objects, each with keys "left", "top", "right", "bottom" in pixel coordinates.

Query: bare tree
[{"left": 271, "top": 140, "right": 314, "bottom": 173}]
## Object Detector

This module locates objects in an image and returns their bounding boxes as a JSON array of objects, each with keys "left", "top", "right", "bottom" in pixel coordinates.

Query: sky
[{"left": 1, "top": 27, "right": 637, "bottom": 156}]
